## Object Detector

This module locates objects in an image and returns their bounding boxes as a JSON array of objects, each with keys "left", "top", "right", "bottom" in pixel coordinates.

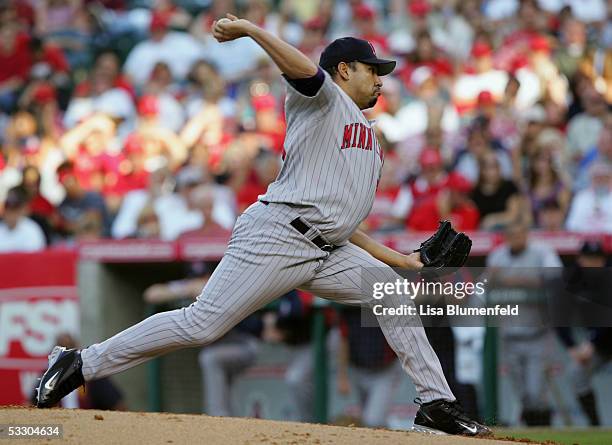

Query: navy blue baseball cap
[{"left": 319, "top": 37, "right": 396, "bottom": 76}]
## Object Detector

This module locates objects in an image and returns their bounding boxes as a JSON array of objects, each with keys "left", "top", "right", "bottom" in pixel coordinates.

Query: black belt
[{"left": 260, "top": 200, "right": 338, "bottom": 252}]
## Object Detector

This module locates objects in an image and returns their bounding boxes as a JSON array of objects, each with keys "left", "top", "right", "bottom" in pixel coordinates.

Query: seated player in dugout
[{"left": 35, "top": 13, "right": 489, "bottom": 437}]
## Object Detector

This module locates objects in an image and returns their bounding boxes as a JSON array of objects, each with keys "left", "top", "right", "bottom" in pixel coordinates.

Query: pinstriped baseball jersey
[{"left": 261, "top": 71, "right": 384, "bottom": 244}]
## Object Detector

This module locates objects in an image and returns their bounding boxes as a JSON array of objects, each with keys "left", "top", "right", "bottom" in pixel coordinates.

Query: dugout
[{"left": 74, "top": 232, "right": 612, "bottom": 426}]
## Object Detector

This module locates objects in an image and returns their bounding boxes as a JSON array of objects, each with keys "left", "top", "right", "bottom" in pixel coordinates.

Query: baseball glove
[{"left": 415, "top": 221, "right": 472, "bottom": 276}]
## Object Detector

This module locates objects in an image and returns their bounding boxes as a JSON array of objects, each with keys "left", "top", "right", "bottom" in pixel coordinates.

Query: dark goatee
[{"left": 364, "top": 96, "right": 378, "bottom": 110}]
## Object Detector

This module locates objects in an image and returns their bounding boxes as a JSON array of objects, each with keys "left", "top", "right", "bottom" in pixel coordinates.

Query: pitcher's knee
[
  {"left": 181, "top": 304, "right": 230, "bottom": 346},
  {"left": 189, "top": 328, "right": 224, "bottom": 346}
]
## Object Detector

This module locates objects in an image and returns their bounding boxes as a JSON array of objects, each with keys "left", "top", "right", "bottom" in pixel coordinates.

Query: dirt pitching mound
[{"left": 1, "top": 407, "right": 523, "bottom": 445}]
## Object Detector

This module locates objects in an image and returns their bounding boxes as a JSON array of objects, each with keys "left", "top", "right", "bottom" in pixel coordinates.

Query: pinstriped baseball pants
[{"left": 81, "top": 202, "right": 454, "bottom": 402}]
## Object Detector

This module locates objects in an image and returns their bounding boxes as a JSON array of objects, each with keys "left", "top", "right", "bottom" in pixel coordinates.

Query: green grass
[{"left": 494, "top": 428, "right": 612, "bottom": 445}]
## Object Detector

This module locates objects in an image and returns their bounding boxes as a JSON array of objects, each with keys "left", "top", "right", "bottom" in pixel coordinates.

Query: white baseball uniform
[{"left": 80, "top": 70, "right": 454, "bottom": 403}]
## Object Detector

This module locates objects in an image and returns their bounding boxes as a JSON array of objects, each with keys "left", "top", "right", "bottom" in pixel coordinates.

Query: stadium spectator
[
  {"left": 373, "top": 76, "right": 433, "bottom": 175},
  {"left": 412, "top": 65, "right": 457, "bottom": 136},
  {"left": 396, "top": 30, "right": 453, "bottom": 92},
  {"left": 0, "top": 21, "right": 33, "bottom": 112},
  {"left": 247, "top": 93, "right": 286, "bottom": 154},
  {"left": 526, "top": 140, "right": 571, "bottom": 227},
  {"left": 73, "top": 50, "right": 135, "bottom": 99},
  {"left": 407, "top": 173, "right": 480, "bottom": 231},
  {"left": 511, "top": 105, "right": 548, "bottom": 188},
  {"left": 158, "top": 165, "right": 207, "bottom": 240},
  {"left": 0, "top": 186, "right": 46, "bottom": 252},
  {"left": 17, "top": 81, "right": 63, "bottom": 140},
  {"left": 527, "top": 35, "right": 569, "bottom": 107},
  {"left": 575, "top": 113, "right": 612, "bottom": 190},
  {"left": 63, "top": 72, "right": 135, "bottom": 134},
  {"left": 352, "top": 4, "right": 388, "bottom": 54},
  {"left": 133, "top": 203, "right": 160, "bottom": 239},
  {"left": 140, "top": 64, "right": 186, "bottom": 133},
  {"left": 298, "top": 16, "right": 327, "bottom": 62},
  {"left": 497, "top": 0, "right": 546, "bottom": 58},
  {"left": 578, "top": 47, "right": 612, "bottom": 105},
  {"left": 453, "top": 40, "right": 508, "bottom": 115},
  {"left": 431, "top": 1, "right": 476, "bottom": 61},
  {"left": 554, "top": 17, "right": 589, "bottom": 80},
  {"left": 470, "top": 152, "right": 524, "bottom": 231},
  {"left": 20, "top": 165, "right": 57, "bottom": 243},
  {"left": 106, "top": 133, "right": 149, "bottom": 198},
  {"left": 59, "top": 114, "right": 121, "bottom": 200},
  {"left": 123, "top": 10, "right": 203, "bottom": 88},
  {"left": 566, "top": 162, "right": 612, "bottom": 233},
  {"left": 361, "top": 153, "right": 404, "bottom": 233},
  {"left": 532, "top": 128, "right": 570, "bottom": 180},
  {"left": 474, "top": 90, "right": 520, "bottom": 151},
  {"left": 566, "top": 86, "right": 608, "bottom": 164},
  {"left": 111, "top": 165, "right": 171, "bottom": 239},
  {"left": 180, "top": 96, "right": 227, "bottom": 156},
  {"left": 391, "top": 148, "right": 459, "bottom": 226},
  {"left": 1, "top": 109, "right": 59, "bottom": 201},
  {"left": 184, "top": 60, "right": 235, "bottom": 120},
  {"left": 56, "top": 161, "right": 110, "bottom": 240},
  {"left": 179, "top": 184, "right": 235, "bottom": 238},
  {"left": 454, "top": 119, "right": 513, "bottom": 184},
  {"left": 6, "top": 112, "right": 66, "bottom": 205},
  {"left": 129, "top": 107, "right": 188, "bottom": 170},
  {"left": 234, "top": 148, "right": 280, "bottom": 213}
]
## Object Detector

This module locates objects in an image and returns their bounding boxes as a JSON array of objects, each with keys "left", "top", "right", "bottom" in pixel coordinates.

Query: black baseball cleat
[
  {"left": 36, "top": 346, "right": 84, "bottom": 408},
  {"left": 412, "top": 399, "right": 492, "bottom": 436}
]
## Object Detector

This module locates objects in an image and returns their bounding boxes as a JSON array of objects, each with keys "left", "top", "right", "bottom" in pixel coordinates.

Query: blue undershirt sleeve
[{"left": 283, "top": 67, "right": 325, "bottom": 97}]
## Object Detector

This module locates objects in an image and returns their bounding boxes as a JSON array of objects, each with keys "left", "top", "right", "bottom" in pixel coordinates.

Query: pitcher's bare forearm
[
  {"left": 350, "top": 228, "right": 423, "bottom": 270},
  {"left": 246, "top": 26, "right": 318, "bottom": 78},
  {"left": 213, "top": 15, "right": 317, "bottom": 79}
]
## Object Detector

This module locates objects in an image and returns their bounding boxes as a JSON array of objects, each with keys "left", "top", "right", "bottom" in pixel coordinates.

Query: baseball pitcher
[{"left": 36, "top": 14, "right": 488, "bottom": 436}]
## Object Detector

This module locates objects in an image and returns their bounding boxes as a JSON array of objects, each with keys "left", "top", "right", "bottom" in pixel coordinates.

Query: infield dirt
[{"left": 0, "top": 407, "right": 537, "bottom": 445}]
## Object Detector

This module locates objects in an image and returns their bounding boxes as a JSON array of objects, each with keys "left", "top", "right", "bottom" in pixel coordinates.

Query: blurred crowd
[{"left": 0, "top": 0, "right": 612, "bottom": 252}]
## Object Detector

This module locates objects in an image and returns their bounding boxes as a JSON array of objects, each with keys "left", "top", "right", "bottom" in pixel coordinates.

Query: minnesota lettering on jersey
[{"left": 341, "top": 122, "right": 384, "bottom": 161}]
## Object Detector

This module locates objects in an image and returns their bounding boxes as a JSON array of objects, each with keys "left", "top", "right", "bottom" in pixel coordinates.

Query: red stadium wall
[
  {"left": 77, "top": 232, "right": 612, "bottom": 262},
  {"left": 0, "top": 250, "right": 78, "bottom": 405}
]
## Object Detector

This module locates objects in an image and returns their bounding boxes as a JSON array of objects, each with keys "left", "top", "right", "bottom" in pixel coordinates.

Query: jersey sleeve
[
  {"left": 283, "top": 68, "right": 325, "bottom": 96},
  {"left": 283, "top": 68, "right": 338, "bottom": 117}
]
